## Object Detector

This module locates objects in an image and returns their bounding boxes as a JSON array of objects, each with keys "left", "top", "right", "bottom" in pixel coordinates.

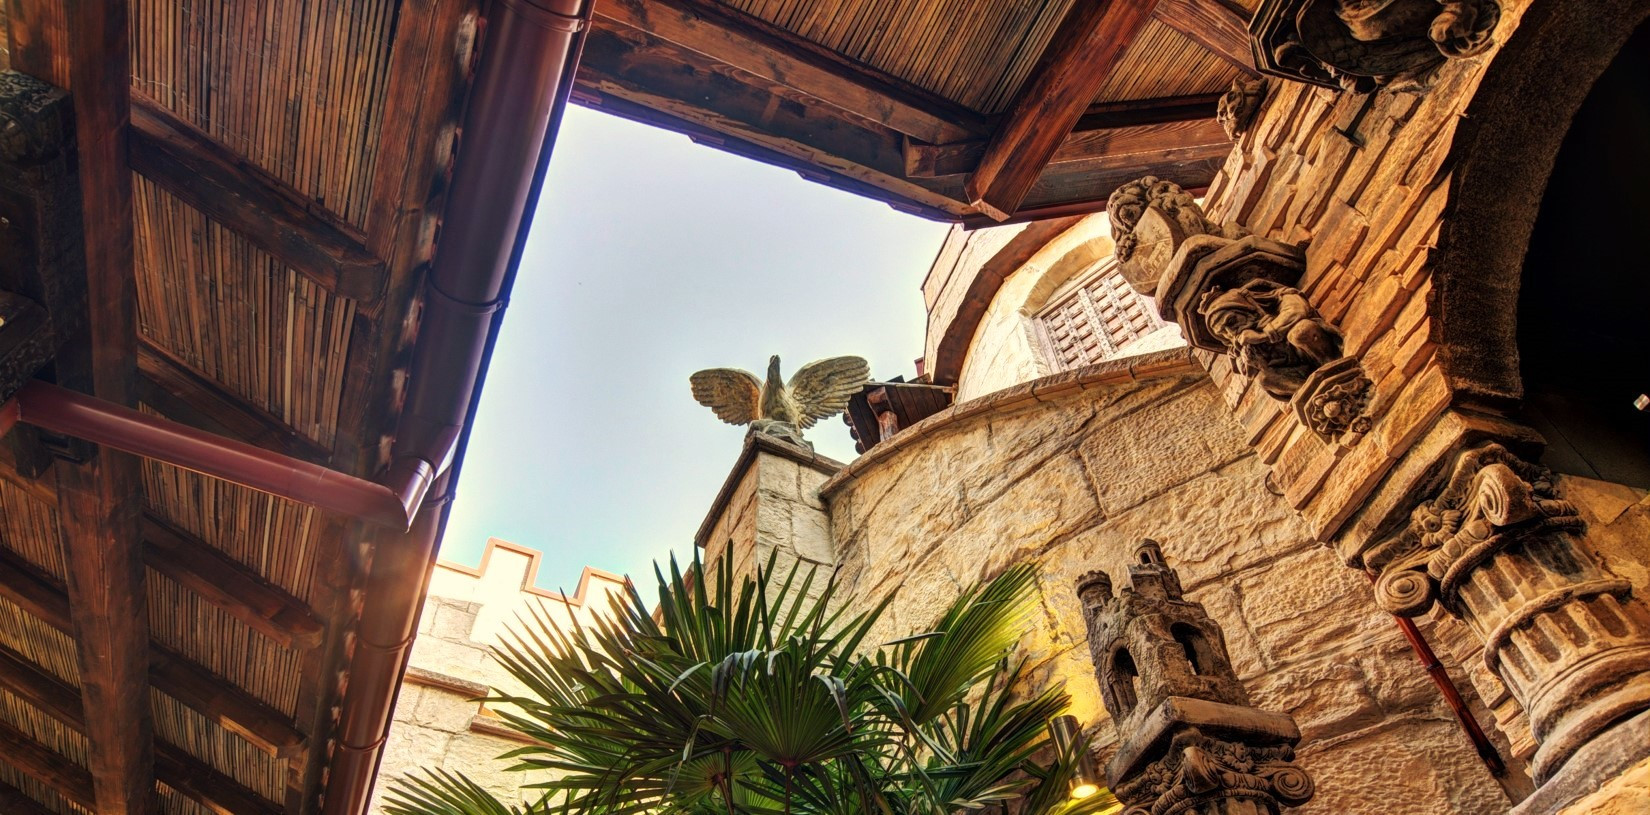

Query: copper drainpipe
[
  {"left": 321, "top": 0, "right": 591, "bottom": 812},
  {"left": 1367, "top": 572, "right": 1506, "bottom": 776}
]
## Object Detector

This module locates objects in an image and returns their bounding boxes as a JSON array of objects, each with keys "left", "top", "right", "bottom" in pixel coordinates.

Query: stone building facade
[
  {"left": 364, "top": 540, "right": 628, "bottom": 814},
  {"left": 700, "top": 4, "right": 1650, "bottom": 809}
]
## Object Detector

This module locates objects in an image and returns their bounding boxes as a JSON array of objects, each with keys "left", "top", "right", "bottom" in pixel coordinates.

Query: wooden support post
[{"left": 964, "top": 0, "right": 1155, "bottom": 220}]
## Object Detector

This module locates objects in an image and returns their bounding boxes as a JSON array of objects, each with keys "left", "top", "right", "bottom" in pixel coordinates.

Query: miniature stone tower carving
[{"left": 1079, "top": 540, "right": 1315, "bottom": 815}]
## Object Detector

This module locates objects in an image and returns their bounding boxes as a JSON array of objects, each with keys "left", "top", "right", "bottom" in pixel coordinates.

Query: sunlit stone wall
[{"left": 819, "top": 349, "right": 1517, "bottom": 814}]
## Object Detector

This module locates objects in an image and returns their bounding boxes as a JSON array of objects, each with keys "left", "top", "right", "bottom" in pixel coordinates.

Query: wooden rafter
[
  {"left": 1151, "top": 0, "right": 1256, "bottom": 73},
  {"left": 594, "top": 0, "right": 987, "bottom": 145},
  {"left": 137, "top": 342, "right": 331, "bottom": 464},
  {"left": 0, "top": 641, "right": 282, "bottom": 815},
  {"left": 964, "top": 0, "right": 1156, "bottom": 220},
  {"left": 906, "top": 117, "right": 1229, "bottom": 178},
  {"left": 143, "top": 512, "right": 325, "bottom": 650},
  {"left": 0, "top": 548, "right": 305, "bottom": 757},
  {"left": 0, "top": 718, "right": 95, "bottom": 810},
  {"left": 0, "top": 779, "right": 59, "bottom": 815},
  {"left": 128, "top": 95, "right": 387, "bottom": 304},
  {"left": 1076, "top": 92, "right": 1225, "bottom": 129}
]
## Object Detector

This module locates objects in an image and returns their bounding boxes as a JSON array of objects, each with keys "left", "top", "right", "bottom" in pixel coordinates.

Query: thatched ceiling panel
[
  {"left": 0, "top": 598, "right": 80, "bottom": 689},
  {"left": 129, "top": 0, "right": 397, "bottom": 228},
  {"left": 1094, "top": 19, "right": 1239, "bottom": 102},
  {"left": 157, "top": 785, "right": 212, "bottom": 815},
  {"left": 716, "top": 0, "right": 1073, "bottom": 114},
  {"left": 134, "top": 176, "right": 357, "bottom": 449},
  {"left": 0, "top": 687, "right": 89, "bottom": 815},
  {"left": 141, "top": 462, "right": 322, "bottom": 603},
  {"left": 146, "top": 572, "right": 302, "bottom": 716},
  {"left": 151, "top": 690, "right": 285, "bottom": 804},
  {"left": 0, "top": 481, "right": 64, "bottom": 582}
]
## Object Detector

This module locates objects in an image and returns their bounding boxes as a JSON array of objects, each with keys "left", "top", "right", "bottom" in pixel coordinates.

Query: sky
[{"left": 436, "top": 105, "right": 952, "bottom": 590}]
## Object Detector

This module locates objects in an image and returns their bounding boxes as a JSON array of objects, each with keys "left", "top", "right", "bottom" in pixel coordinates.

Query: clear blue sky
[{"left": 437, "top": 105, "right": 951, "bottom": 590}]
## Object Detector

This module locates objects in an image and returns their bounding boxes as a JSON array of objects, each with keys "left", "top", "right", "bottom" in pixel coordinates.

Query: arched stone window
[
  {"left": 1171, "top": 623, "right": 1216, "bottom": 676},
  {"left": 1109, "top": 646, "right": 1140, "bottom": 713}
]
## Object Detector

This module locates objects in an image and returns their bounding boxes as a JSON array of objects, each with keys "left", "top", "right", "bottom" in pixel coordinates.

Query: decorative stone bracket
[
  {"left": 1108, "top": 177, "right": 1372, "bottom": 442},
  {"left": 1249, "top": 0, "right": 1503, "bottom": 93},
  {"left": 1362, "top": 443, "right": 1650, "bottom": 783}
]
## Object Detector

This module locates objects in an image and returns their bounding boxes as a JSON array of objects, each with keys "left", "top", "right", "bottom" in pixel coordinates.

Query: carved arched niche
[{"left": 1430, "top": 0, "right": 1650, "bottom": 408}]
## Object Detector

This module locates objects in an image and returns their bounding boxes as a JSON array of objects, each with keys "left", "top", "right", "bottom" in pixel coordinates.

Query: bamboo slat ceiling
[
  {"left": 578, "top": 0, "right": 1257, "bottom": 224},
  {"left": 0, "top": 0, "right": 520, "bottom": 809}
]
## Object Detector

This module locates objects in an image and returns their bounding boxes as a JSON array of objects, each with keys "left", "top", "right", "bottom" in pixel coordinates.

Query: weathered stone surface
[
  {"left": 1232, "top": 547, "right": 1388, "bottom": 664},
  {"left": 1079, "top": 384, "right": 1251, "bottom": 515},
  {"left": 1550, "top": 753, "right": 1650, "bottom": 815},
  {"left": 1291, "top": 717, "right": 1510, "bottom": 815}
]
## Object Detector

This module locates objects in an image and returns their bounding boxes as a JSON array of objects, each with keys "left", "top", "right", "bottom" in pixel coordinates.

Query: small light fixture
[{"left": 1049, "top": 714, "right": 1103, "bottom": 800}]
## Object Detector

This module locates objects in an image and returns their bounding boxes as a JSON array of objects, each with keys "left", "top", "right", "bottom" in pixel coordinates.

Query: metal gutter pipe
[{"left": 322, "top": 0, "right": 591, "bottom": 811}]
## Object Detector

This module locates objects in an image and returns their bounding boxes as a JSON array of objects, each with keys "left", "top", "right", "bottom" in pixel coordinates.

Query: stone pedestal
[
  {"left": 1080, "top": 541, "right": 1314, "bottom": 815},
  {"left": 1367, "top": 444, "right": 1650, "bottom": 783}
]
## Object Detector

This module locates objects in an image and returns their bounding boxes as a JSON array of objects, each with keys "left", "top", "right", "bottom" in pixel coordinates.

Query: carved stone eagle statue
[{"left": 690, "top": 355, "right": 870, "bottom": 449}]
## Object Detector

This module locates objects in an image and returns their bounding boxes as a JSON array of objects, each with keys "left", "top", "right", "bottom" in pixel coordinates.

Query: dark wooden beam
[
  {"left": 1076, "top": 92, "right": 1225, "bottom": 130},
  {"left": 0, "top": 639, "right": 283, "bottom": 815},
  {"left": 49, "top": 1, "right": 156, "bottom": 809},
  {"left": 594, "top": 0, "right": 986, "bottom": 145},
  {"left": 965, "top": 0, "right": 1155, "bottom": 221},
  {"left": 137, "top": 342, "right": 331, "bottom": 464},
  {"left": 907, "top": 118, "right": 1229, "bottom": 178},
  {"left": 0, "top": 779, "right": 60, "bottom": 815},
  {"left": 128, "top": 94, "right": 387, "bottom": 303},
  {"left": 1150, "top": 0, "right": 1255, "bottom": 73},
  {"left": 143, "top": 512, "right": 325, "bottom": 650},
  {"left": 0, "top": 548, "right": 306, "bottom": 758},
  {"left": 0, "top": 719, "right": 96, "bottom": 810}
]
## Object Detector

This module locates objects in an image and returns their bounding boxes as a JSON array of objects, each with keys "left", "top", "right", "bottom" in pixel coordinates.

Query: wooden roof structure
[
  {"left": 0, "top": 0, "right": 587, "bottom": 813},
  {"left": 575, "top": 0, "right": 1258, "bottom": 225},
  {"left": 0, "top": 1, "right": 1258, "bottom": 813}
]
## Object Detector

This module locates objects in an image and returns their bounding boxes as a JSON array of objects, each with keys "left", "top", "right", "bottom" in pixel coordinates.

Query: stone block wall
[
  {"left": 696, "top": 432, "right": 842, "bottom": 592},
  {"left": 819, "top": 350, "right": 1519, "bottom": 814}
]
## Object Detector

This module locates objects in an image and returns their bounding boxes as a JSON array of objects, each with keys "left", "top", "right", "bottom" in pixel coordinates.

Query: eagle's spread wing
[
  {"left": 690, "top": 368, "right": 763, "bottom": 426},
  {"left": 787, "top": 356, "right": 870, "bottom": 429}
]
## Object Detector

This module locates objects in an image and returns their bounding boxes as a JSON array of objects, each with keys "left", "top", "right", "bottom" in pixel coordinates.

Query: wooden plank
[
  {"left": 142, "top": 512, "right": 325, "bottom": 650},
  {"left": 0, "top": 719, "right": 95, "bottom": 809},
  {"left": 0, "top": 548, "right": 306, "bottom": 758},
  {"left": 964, "top": 0, "right": 1155, "bottom": 221},
  {"left": 594, "top": 0, "right": 987, "bottom": 144},
  {"left": 1150, "top": 0, "right": 1255, "bottom": 73},
  {"left": 0, "top": 779, "right": 59, "bottom": 815},
  {"left": 128, "top": 94, "right": 387, "bottom": 303},
  {"left": 137, "top": 341, "right": 331, "bottom": 464},
  {"left": 0, "top": 640, "right": 283, "bottom": 815},
  {"left": 1076, "top": 92, "right": 1224, "bottom": 129},
  {"left": 907, "top": 118, "right": 1229, "bottom": 178}
]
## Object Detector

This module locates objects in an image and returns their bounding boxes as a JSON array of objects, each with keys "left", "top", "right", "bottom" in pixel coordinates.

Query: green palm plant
[{"left": 384, "top": 550, "right": 1120, "bottom": 815}]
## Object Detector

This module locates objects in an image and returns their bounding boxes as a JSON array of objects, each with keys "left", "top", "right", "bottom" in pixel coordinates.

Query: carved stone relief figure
[
  {"left": 690, "top": 355, "right": 870, "bottom": 450},
  {"left": 1362, "top": 443, "right": 1650, "bottom": 783},
  {"left": 1251, "top": 0, "right": 1502, "bottom": 92},
  {"left": 1079, "top": 541, "right": 1314, "bottom": 815},
  {"left": 1216, "top": 76, "right": 1267, "bottom": 139},
  {"left": 1198, "top": 279, "right": 1343, "bottom": 400}
]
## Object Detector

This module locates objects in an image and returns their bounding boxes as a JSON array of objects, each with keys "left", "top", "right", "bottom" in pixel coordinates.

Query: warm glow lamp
[{"left": 1048, "top": 714, "right": 1104, "bottom": 800}]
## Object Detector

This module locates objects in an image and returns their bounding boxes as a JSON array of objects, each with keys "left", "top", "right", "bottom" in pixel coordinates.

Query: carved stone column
[
  {"left": 1080, "top": 540, "right": 1315, "bottom": 815},
  {"left": 1364, "top": 443, "right": 1650, "bottom": 782}
]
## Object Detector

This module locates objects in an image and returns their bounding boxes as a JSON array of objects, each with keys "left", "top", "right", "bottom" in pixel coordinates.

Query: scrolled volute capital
[{"left": 1115, "top": 730, "right": 1313, "bottom": 815}]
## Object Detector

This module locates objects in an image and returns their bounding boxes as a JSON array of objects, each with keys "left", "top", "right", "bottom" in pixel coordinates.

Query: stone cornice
[{"left": 819, "top": 347, "right": 1202, "bottom": 497}]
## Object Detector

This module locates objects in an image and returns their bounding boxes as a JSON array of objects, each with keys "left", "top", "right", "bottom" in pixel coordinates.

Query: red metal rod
[
  {"left": 1367, "top": 572, "right": 1506, "bottom": 776},
  {"left": 12, "top": 380, "right": 426, "bottom": 529}
]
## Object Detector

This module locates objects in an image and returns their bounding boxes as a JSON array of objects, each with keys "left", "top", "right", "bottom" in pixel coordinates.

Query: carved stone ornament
[
  {"left": 1363, "top": 443, "right": 1650, "bottom": 781},
  {"left": 1080, "top": 542, "right": 1314, "bottom": 814},
  {"left": 1292, "top": 356, "right": 1373, "bottom": 440},
  {"left": 0, "top": 71, "right": 74, "bottom": 174},
  {"left": 1217, "top": 77, "right": 1267, "bottom": 139},
  {"left": 1250, "top": 0, "right": 1502, "bottom": 93},
  {"left": 1107, "top": 176, "right": 1247, "bottom": 295},
  {"left": 690, "top": 355, "right": 871, "bottom": 450}
]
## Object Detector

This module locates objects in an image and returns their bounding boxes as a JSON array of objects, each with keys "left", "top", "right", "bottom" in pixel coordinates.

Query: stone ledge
[
  {"left": 403, "top": 665, "right": 489, "bottom": 698},
  {"left": 819, "top": 347, "right": 1203, "bottom": 498}
]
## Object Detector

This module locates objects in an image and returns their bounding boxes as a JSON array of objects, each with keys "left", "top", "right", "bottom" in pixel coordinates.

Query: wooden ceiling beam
[
  {"left": 1150, "top": 0, "right": 1256, "bottom": 73},
  {"left": 907, "top": 117, "right": 1229, "bottom": 178},
  {"left": 1076, "top": 92, "right": 1225, "bottom": 130},
  {"left": 964, "top": 0, "right": 1156, "bottom": 221},
  {"left": 128, "top": 94, "right": 387, "bottom": 304},
  {"left": 0, "top": 719, "right": 96, "bottom": 810},
  {"left": 0, "top": 780, "right": 60, "bottom": 815},
  {"left": 142, "top": 512, "right": 326, "bottom": 650},
  {"left": 137, "top": 342, "right": 331, "bottom": 464},
  {"left": 0, "top": 548, "right": 306, "bottom": 758},
  {"left": 594, "top": 0, "right": 987, "bottom": 145},
  {"left": 46, "top": 0, "right": 158, "bottom": 809},
  {"left": 0, "top": 640, "right": 283, "bottom": 815}
]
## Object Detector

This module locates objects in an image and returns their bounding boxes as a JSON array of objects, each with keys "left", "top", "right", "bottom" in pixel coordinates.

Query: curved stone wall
[{"left": 820, "top": 350, "right": 1518, "bottom": 814}]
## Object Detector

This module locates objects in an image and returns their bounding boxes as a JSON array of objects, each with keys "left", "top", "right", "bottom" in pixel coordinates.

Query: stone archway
[{"left": 1429, "top": 0, "right": 1650, "bottom": 407}]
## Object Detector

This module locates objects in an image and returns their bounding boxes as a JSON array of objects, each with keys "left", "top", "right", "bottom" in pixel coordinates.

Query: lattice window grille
[{"left": 1034, "top": 262, "right": 1164, "bottom": 370}]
